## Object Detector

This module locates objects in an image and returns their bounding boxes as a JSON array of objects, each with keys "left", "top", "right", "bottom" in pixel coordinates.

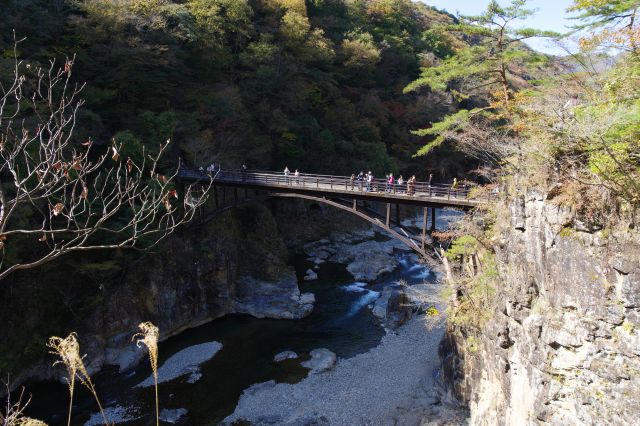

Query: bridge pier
[
  {"left": 422, "top": 207, "right": 427, "bottom": 250},
  {"left": 386, "top": 203, "right": 390, "bottom": 227},
  {"left": 430, "top": 207, "right": 436, "bottom": 232}
]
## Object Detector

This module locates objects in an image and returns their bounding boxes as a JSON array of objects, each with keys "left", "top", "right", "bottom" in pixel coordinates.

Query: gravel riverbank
[{"left": 223, "top": 313, "right": 467, "bottom": 425}]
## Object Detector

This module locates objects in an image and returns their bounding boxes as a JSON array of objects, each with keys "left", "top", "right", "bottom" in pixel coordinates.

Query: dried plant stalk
[
  {"left": 47, "top": 333, "right": 107, "bottom": 426},
  {"left": 134, "top": 322, "right": 160, "bottom": 426}
]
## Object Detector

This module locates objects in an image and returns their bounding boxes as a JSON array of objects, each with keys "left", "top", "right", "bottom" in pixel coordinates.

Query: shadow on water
[{"left": 23, "top": 226, "right": 441, "bottom": 425}]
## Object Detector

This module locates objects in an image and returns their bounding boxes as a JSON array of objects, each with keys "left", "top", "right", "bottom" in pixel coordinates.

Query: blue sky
[{"left": 421, "top": 0, "right": 578, "bottom": 54}]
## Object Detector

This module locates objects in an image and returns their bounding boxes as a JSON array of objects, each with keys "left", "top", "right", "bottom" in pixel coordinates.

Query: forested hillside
[{"left": 2, "top": 0, "right": 474, "bottom": 177}]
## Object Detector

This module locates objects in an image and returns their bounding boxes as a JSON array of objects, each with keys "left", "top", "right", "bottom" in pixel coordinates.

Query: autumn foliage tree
[
  {"left": 569, "top": 0, "right": 640, "bottom": 52},
  {"left": 0, "top": 41, "right": 210, "bottom": 281}
]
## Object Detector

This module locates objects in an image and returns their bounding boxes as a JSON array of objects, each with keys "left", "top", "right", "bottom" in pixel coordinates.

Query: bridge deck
[{"left": 179, "top": 169, "right": 494, "bottom": 209}]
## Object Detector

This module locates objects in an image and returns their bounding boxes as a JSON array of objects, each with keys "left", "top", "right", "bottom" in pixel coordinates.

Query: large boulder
[
  {"left": 371, "top": 288, "right": 413, "bottom": 329},
  {"left": 233, "top": 273, "right": 315, "bottom": 319},
  {"left": 386, "top": 290, "right": 412, "bottom": 329}
]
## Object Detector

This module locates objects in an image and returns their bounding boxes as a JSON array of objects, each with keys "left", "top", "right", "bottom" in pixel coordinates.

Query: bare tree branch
[{"left": 0, "top": 37, "right": 211, "bottom": 281}]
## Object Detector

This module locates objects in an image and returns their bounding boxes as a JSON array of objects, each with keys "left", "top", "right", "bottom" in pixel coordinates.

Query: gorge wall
[
  {"left": 443, "top": 193, "right": 640, "bottom": 424},
  {"left": 0, "top": 198, "right": 364, "bottom": 388}
]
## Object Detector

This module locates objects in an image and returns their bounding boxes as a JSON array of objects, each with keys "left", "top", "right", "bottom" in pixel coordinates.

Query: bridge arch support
[{"left": 269, "top": 192, "right": 430, "bottom": 258}]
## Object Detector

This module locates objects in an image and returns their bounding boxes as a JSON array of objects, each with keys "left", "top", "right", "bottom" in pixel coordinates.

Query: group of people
[
  {"left": 283, "top": 166, "right": 301, "bottom": 184},
  {"left": 349, "top": 171, "right": 422, "bottom": 195},
  {"left": 199, "top": 163, "right": 221, "bottom": 175},
  {"left": 277, "top": 167, "right": 468, "bottom": 198}
]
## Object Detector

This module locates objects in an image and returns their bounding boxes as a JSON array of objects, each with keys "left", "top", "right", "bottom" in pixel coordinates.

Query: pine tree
[{"left": 404, "top": 0, "right": 558, "bottom": 156}]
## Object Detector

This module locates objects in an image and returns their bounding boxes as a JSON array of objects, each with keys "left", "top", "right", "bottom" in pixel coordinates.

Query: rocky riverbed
[{"left": 224, "top": 315, "right": 465, "bottom": 425}]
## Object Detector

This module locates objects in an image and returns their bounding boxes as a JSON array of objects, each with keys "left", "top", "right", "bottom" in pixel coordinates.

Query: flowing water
[{"left": 23, "top": 210, "right": 460, "bottom": 425}]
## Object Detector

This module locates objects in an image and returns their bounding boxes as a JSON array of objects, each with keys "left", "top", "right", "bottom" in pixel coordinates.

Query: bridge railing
[{"left": 178, "top": 168, "right": 498, "bottom": 203}]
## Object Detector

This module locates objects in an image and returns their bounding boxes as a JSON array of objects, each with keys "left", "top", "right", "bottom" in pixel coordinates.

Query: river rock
[
  {"left": 274, "top": 351, "right": 298, "bottom": 362},
  {"left": 304, "top": 269, "right": 318, "bottom": 281},
  {"left": 304, "top": 235, "right": 406, "bottom": 282},
  {"left": 371, "top": 288, "right": 413, "bottom": 329},
  {"left": 386, "top": 290, "right": 412, "bottom": 329},
  {"left": 85, "top": 405, "right": 141, "bottom": 426},
  {"left": 136, "top": 341, "right": 222, "bottom": 387},
  {"left": 159, "top": 408, "right": 188, "bottom": 424},
  {"left": 105, "top": 332, "right": 147, "bottom": 372},
  {"left": 301, "top": 348, "right": 337, "bottom": 374},
  {"left": 233, "top": 274, "right": 315, "bottom": 319},
  {"left": 372, "top": 291, "right": 390, "bottom": 320}
]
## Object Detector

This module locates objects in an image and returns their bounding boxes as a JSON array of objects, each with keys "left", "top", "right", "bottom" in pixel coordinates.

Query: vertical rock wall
[
  {"left": 1, "top": 200, "right": 324, "bottom": 387},
  {"left": 444, "top": 194, "right": 640, "bottom": 425}
]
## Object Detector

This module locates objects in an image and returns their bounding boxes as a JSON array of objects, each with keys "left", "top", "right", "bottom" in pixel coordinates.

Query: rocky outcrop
[
  {"left": 444, "top": 194, "right": 640, "bottom": 425},
  {"left": 1, "top": 202, "right": 318, "bottom": 389},
  {"left": 232, "top": 274, "right": 315, "bottom": 319},
  {"left": 304, "top": 231, "right": 408, "bottom": 282}
]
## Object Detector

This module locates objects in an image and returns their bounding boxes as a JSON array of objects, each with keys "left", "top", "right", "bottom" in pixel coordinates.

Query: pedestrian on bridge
[
  {"left": 350, "top": 173, "right": 355, "bottom": 190},
  {"left": 387, "top": 173, "right": 394, "bottom": 193},
  {"left": 294, "top": 169, "right": 300, "bottom": 185},
  {"left": 408, "top": 175, "right": 416, "bottom": 196},
  {"left": 357, "top": 171, "right": 364, "bottom": 191},
  {"left": 452, "top": 177, "right": 459, "bottom": 197},
  {"left": 397, "top": 175, "right": 404, "bottom": 193},
  {"left": 284, "top": 166, "right": 290, "bottom": 184},
  {"left": 366, "top": 171, "right": 372, "bottom": 192}
]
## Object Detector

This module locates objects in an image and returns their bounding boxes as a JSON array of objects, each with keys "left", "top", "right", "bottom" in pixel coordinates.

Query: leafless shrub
[{"left": 0, "top": 36, "right": 211, "bottom": 281}]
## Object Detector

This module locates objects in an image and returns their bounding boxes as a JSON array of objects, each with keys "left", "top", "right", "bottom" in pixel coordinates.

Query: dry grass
[
  {"left": 133, "top": 322, "right": 159, "bottom": 426},
  {"left": 1, "top": 384, "right": 47, "bottom": 426},
  {"left": 47, "top": 333, "right": 107, "bottom": 426}
]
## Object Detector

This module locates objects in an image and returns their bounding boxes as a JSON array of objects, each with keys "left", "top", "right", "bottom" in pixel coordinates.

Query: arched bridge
[{"left": 178, "top": 168, "right": 495, "bottom": 257}]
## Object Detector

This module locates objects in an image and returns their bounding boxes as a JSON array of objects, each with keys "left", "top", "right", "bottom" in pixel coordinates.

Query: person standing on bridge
[
  {"left": 284, "top": 166, "right": 290, "bottom": 184},
  {"left": 350, "top": 173, "right": 355, "bottom": 190},
  {"left": 366, "top": 171, "right": 372, "bottom": 192},
  {"left": 387, "top": 173, "right": 394, "bottom": 193},
  {"left": 357, "top": 171, "right": 364, "bottom": 191},
  {"left": 452, "top": 177, "right": 459, "bottom": 197},
  {"left": 409, "top": 175, "right": 416, "bottom": 196},
  {"left": 294, "top": 169, "right": 300, "bottom": 185},
  {"left": 397, "top": 175, "right": 404, "bottom": 193}
]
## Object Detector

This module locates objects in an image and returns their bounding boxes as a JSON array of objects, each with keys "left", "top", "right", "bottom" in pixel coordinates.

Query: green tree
[{"left": 404, "top": 0, "right": 558, "bottom": 156}]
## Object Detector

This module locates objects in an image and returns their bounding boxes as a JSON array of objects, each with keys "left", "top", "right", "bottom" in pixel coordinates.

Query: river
[{"left": 23, "top": 210, "right": 461, "bottom": 425}]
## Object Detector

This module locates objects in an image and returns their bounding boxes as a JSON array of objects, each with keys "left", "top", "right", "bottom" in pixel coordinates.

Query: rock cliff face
[
  {"left": 443, "top": 194, "right": 640, "bottom": 425},
  {"left": 1, "top": 200, "right": 335, "bottom": 387}
]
